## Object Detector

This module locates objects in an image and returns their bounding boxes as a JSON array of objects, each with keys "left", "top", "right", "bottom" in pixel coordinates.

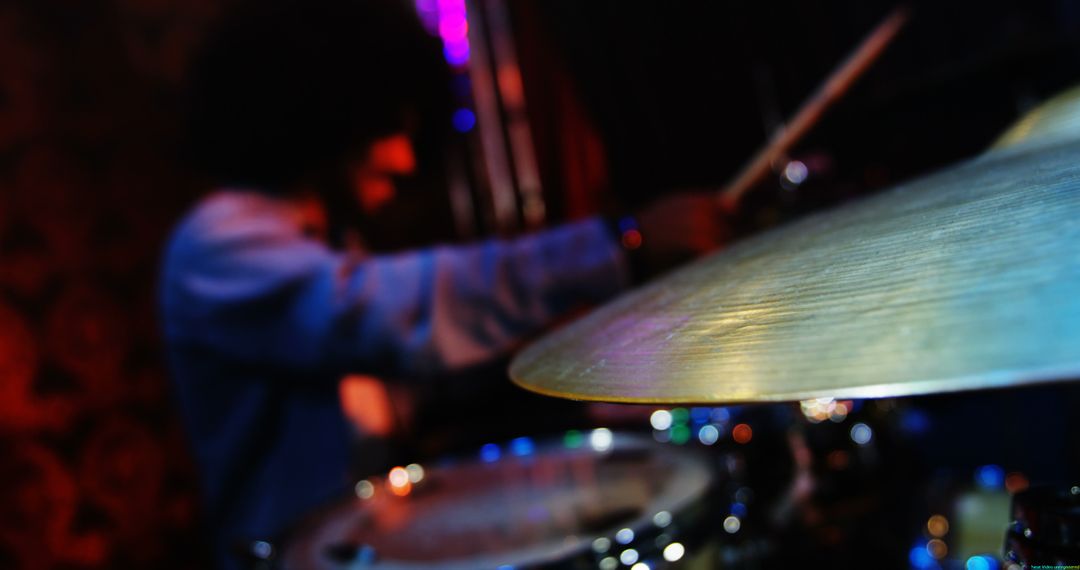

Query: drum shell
[{"left": 278, "top": 434, "right": 726, "bottom": 570}]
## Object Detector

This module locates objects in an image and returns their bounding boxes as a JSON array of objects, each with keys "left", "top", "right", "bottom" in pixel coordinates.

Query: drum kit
[{"left": 269, "top": 26, "right": 1080, "bottom": 569}]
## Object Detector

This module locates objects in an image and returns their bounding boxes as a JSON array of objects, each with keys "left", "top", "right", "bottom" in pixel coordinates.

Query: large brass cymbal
[{"left": 509, "top": 139, "right": 1080, "bottom": 404}]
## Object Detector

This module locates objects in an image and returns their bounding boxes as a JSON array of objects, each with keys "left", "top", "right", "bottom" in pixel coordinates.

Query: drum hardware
[
  {"left": 274, "top": 75, "right": 1080, "bottom": 570},
  {"left": 1004, "top": 484, "right": 1080, "bottom": 567},
  {"left": 908, "top": 477, "right": 1014, "bottom": 570},
  {"left": 718, "top": 6, "right": 909, "bottom": 213}
]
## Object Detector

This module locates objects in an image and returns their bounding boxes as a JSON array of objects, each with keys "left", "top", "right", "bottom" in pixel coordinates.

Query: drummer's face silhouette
[{"left": 349, "top": 133, "right": 417, "bottom": 213}]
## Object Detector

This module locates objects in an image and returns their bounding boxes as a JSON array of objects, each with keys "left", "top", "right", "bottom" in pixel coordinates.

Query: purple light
[
  {"left": 437, "top": 0, "right": 465, "bottom": 12},
  {"left": 443, "top": 40, "right": 470, "bottom": 66},
  {"left": 413, "top": 0, "right": 440, "bottom": 34},
  {"left": 439, "top": 14, "right": 468, "bottom": 41}
]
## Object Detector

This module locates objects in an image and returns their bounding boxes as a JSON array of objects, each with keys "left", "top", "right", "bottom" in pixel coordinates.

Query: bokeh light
[
  {"left": 783, "top": 160, "right": 809, "bottom": 185},
  {"left": 621, "top": 229, "right": 643, "bottom": 250},
  {"left": 966, "top": 555, "right": 999, "bottom": 570},
  {"left": 388, "top": 466, "right": 409, "bottom": 487},
  {"left": 910, "top": 544, "right": 937, "bottom": 569},
  {"left": 650, "top": 409, "right": 673, "bottom": 431},
  {"left": 1005, "top": 472, "right": 1029, "bottom": 494},
  {"left": 732, "top": 423, "right": 753, "bottom": 444},
  {"left": 850, "top": 422, "right": 873, "bottom": 445},
  {"left": 252, "top": 541, "right": 273, "bottom": 559},
  {"left": 975, "top": 465, "right": 1005, "bottom": 489},
  {"left": 698, "top": 424, "right": 720, "bottom": 445},
  {"left": 927, "top": 514, "right": 949, "bottom": 537},
  {"left": 480, "top": 443, "right": 500, "bottom": 463},
  {"left": 926, "top": 538, "right": 947, "bottom": 559},
  {"left": 670, "top": 424, "right": 691, "bottom": 445},
  {"left": 723, "top": 515, "right": 741, "bottom": 533},
  {"left": 590, "top": 428, "right": 614, "bottom": 452},
  {"left": 416, "top": 0, "right": 472, "bottom": 67},
  {"left": 387, "top": 466, "right": 412, "bottom": 496},
  {"left": 355, "top": 479, "right": 375, "bottom": 499},
  {"left": 452, "top": 108, "right": 476, "bottom": 132},
  {"left": 509, "top": 436, "right": 534, "bottom": 457},
  {"left": 405, "top": 463, "right": 424, "bottom": 484},
  {"left": 663, "top": 542, "right": 685, "bottom": 562}
]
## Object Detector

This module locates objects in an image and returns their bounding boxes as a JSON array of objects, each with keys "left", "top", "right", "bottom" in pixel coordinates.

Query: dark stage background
[{"left": 2, "top": 0, "right": 1080, "bottom": 568}]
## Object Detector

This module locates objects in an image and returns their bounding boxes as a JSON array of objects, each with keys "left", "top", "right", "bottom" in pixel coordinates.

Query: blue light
[
  {"left": 730, "top": 502, "right": 748, "bottom": 517},
  {"left": 690, "top": 407, "right": 711, "bottom": 425},
  {"left": 451, "top": 75, "right": 472, "bottom": 97},
  {"left": 452, "top": 108, "right": 476, "bottom": 132},
  {"left": 711, "top": 407, "right": 731, "bottom": 423},
  {"left": 480, "top": 443, "right": 500, "bottom": 463},
  {"left": 357, "top": 545, "right": 377, "bottom": 564},
  {"left": 900, "top": 408, "right": 931, "bottom": 435},
  {"left": 965, "top": 556, "right": 998, "bottom": 570},
  {"left": 510, "top": 437, "right": 535, "bottom": 457},
  {"left": 909, "top": 545, "right": 937, "bottom": 570},
  {"left": 975, "top": 465, "right": 1005, "bottom": 489}
]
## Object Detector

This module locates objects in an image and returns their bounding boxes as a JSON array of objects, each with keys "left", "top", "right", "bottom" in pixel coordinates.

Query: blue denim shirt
[{"left": 159, "top": 190, "right": 626, "bottom": 568}]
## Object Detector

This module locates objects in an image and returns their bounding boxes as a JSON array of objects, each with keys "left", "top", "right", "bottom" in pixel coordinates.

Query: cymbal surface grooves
[{"left": 510, "top": 139, "right": 1080, "bottom": 403}]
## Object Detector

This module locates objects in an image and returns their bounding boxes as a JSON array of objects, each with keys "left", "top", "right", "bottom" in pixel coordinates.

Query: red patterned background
[{"left": 0, "top": 0, "right": 226, "bottom": 567}]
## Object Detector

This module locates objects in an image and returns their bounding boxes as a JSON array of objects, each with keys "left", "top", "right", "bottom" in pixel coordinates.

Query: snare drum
[{"left": 279, "top": 432, "right": 721, "bottom": 569}]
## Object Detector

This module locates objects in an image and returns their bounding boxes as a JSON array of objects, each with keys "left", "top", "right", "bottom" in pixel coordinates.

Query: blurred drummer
[{"left": 160, "top": 0, "right": 724, "bottom": 568}]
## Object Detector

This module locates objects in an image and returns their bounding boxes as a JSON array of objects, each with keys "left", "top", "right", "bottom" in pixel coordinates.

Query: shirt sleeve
[{"left": 161, "top": 194, "right": 629, "bottom": 378}]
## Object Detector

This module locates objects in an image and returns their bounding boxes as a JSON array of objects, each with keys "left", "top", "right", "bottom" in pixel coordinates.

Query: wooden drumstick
[{"left": 718, "top": 6, "right": 909, "bottom": 213}]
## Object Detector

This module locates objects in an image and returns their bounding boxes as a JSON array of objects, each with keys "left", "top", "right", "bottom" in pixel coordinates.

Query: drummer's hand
[{"left": 634, "top": 192, "right": 728, "bottom": 278}]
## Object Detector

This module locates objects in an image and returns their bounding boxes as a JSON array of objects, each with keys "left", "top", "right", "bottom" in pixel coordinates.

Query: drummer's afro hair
[{"left": 182, "top": 0, "right": 450, "bottom": 190}]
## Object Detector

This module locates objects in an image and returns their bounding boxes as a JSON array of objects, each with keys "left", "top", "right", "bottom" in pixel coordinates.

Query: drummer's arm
[{"left": 162, "top": 206, "right": 628, "bottom": 378}]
